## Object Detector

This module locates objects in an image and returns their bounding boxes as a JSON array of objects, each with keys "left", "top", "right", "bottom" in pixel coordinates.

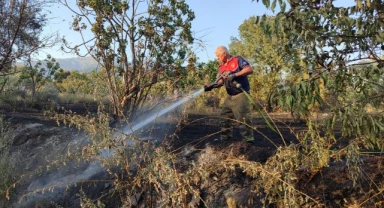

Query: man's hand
[
  {"left": 204, "top": 84, "right": 214, "bottom": 92},
  {"left": 225, "top": 73, "right": 236, "bottom": 81}
]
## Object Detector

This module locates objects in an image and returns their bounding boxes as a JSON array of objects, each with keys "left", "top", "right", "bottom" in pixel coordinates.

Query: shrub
[{"left": 35, "top": 82, "right": 59, "bottom": 103}]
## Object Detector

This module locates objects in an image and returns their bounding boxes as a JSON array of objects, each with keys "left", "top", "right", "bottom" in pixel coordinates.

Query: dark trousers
[{"left": 220, "top": 92, "right": 254, "bottom": 141}]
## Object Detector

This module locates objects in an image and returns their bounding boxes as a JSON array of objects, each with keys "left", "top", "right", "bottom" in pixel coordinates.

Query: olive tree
[{"left": 60, "top": 0, "right": 195, "bottom": 117}]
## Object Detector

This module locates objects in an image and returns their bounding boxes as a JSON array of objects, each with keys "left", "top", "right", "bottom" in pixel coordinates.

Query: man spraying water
[{"left": 204, "top": 46, "right": 255, "bottom": 143}]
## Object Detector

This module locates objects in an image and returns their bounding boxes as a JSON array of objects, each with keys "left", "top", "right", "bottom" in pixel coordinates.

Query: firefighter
[{"left": 204, "top": 46, "right": 254, "bottom": 143}]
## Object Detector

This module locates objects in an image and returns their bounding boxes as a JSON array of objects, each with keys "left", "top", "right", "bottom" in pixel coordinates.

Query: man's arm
[
  {"left": 234, "top": 56, "right": 254, "bottom": 77},
  {"left": 215, "top": 72, "right": 224, "bottom": 86},
  {"left": 234, "top": 65, "right": 253, "bottom": 77},
  {"left": 216, "top": 78, "right": 224, "bottom": 86},
  {"left": 223, "top": 65, "right": 253, "bottom": 81}
]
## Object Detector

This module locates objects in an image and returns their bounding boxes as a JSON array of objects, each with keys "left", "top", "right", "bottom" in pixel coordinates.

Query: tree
[
  {"left": 254, "top": 0, "right": 384, "bottom": 183},
  {"left": 19, "top": 54, "right": 61, "bottom": 101},
  {"left": 203, "top": 60, "right": 219, "bottom": 82},
  {"left": 56, "top": 70, "right": 93, "bottom": 94},
  {"left": 0, "top": 0, "right": 57, "bottom": 75},
  {"left": 54, "top": 68, "right": 71, "bottom": 84},
  {"left": 257, "top": 0, "right": 384, "bottom": 144},
  {"left": 60, "top": 0, "right": 195, "bottom": 117}
]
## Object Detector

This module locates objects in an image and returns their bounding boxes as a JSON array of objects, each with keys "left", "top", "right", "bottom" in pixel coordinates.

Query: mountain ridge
[
  {"left": 54, "top": 56, "right": 100, "bottom": 72},
  {"left": 16, "top": 56, "right": 100, "bottom": 72}
]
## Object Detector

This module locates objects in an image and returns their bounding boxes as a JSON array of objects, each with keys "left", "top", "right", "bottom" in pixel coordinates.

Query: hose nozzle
[{"left": 204, "top": 83, "right": 216, "bottom": 92}]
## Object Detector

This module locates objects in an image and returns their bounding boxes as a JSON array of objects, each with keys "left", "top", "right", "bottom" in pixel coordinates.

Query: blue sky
[
  {"left": 186, "top": 0, "right": 275, "bottom": 62},
  {"left": 40, "top": 0, "right": 356, "bottom": 63}
]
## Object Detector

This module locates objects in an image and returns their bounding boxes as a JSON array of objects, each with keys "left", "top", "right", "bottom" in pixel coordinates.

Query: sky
[{"left": 40, "top": 0, "right": 356, "bottom": 63}]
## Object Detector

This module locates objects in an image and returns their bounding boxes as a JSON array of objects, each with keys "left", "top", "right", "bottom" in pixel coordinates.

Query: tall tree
[
  {"left": 0, "top": 0, "right": 57, "bottom": 75},
  {"left": 257, "top": 0, "right": 384, "bottom": 149},
  {"left": 60, "top": 0, "right": 195, "bottom": 117}
]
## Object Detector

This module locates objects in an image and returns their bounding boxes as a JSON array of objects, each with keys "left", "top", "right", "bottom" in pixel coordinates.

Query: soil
[{"left": 3, "top": 104, "right": 384, "bottom": 208}]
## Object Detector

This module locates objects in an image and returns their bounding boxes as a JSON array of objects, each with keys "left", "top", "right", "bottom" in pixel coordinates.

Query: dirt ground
[{"left": 3, "top": 104, "right": 384, "bottom": 207}]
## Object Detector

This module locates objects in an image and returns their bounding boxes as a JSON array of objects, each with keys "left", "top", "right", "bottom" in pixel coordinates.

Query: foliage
[
  {"left": 272, "top": 76, "right": 323, "bottom": 120},
  {"left": 8, "top": 104, "right": 384, "bottom": 207},
  {"left": 0, "top": 116, "right": 14, "bottom": 207},
  {"left": 35, "top": 82, "right": 59, "bottom": 103},
  {"left": 53, "top": 69, "right": 110, "bottom": 107},
  {"left": 203, "top": 59, "right": 220, "bottom": 82},
  {"left": 229, "top": 16, "right": 303, "bottom": 111},
  {"left": 186, "top": 59, "right": 224, "bottom": 111},
  {"left": 0, "top": 0, "right": 57, "bottom": 75},
  {"left": 224, "top": 146, "right": 323, "bottom": 207},
  {"left": 243, "top": 1, "right": 384, "bottom": 205},
  {"left": 173, "top": 56, "right": 206, "bottom": 90},
  {"left": 0, "top": 72, "right": 24, "bottom": 107},
  {"left": 229, "top": 16, "right": 299, "bottom": 73},
  {"left": 56, "top": 70, "right": 92, "bottom": 94},
  {"left": 53, "top": 68, "right": 70, "bottom": 84},
  {"left": 256, "top": 0, "right": 384, "bottom": 147},
  {"left": 19, "top": 54, "right": 61, "bottom": 101},
  {"left": 60, "top": 0, "right": 195, "bottom": 117},
  {"left": 324, "top": 64, "right": 384, "bottom": 151}
]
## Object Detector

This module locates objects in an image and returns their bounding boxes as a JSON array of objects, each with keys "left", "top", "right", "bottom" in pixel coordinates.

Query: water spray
[
  {"left": 122, "top": 88, "right": 205, "bottom": 135},
  {"left": 23, "top": 88, "right": 207, "bottom": 202},
  {"left": 101, "top": 88, "right": 205, "bottom": 158}
]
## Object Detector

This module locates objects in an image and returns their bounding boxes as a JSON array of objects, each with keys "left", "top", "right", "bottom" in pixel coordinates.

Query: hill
[
  {"left": 15, "top": 56, "right": 100, "bottom": 72},
  {"left": 54, "top": 56, "right": 99, "bottom": 72}
]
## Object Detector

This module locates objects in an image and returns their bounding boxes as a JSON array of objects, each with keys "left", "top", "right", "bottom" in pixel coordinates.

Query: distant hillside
[
  {"left": 55, "top": 56, "right": 100, "bottom": 72},
  {"left": 15, "top": 56, "right": 100, "bottom": 72}
]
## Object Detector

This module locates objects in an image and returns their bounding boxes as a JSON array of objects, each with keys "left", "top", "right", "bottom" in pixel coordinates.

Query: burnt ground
[
  {"left": 153, "top": 113, "right": 384, "bottom": 207},
  {"left": 168, "top": 114, "right": 302, "bottom": 155},
  {"left": 3, "top": 104, "right": 384, "bottom": 207}
]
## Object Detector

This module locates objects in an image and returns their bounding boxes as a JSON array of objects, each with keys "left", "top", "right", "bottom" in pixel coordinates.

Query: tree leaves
[
  {"left": 64, "top": 0, "right": 195, "bottom": 116},
  {"left": 0, "top": 0, "right": 55, "bottom": 74},
  {"left": 229, "top": 15, "right": 303, "bottom": 111},
  {"left": 255, "top": 0, "right": 384, "bottom": 151},
  {"left": 262, "top": 0, "right": 270, "bottom": 8},
  {"left": 271, "top": 0, "right": 276, "bottom": 12}
]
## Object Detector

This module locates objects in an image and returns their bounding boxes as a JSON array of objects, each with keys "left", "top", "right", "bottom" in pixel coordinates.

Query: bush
[{"left": 35, "top": 82, "right": 59, "bottom": 103}]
